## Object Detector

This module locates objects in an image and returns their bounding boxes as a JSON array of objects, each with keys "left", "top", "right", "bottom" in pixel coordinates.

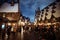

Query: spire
[
  {"left": 37, "top": 7, "right": 40, "bottom": 11},
  {"left": 35, "top": 7, "right": 41, "bottom": 16},
  {"left": 37, "top": 7, "right": 40, "bottom": 13}
]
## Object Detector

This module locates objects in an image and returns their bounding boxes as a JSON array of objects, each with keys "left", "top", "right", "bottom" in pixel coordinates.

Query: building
[
  {"left": 34, "top": 0, "right": 60, "bottom": 26},
  {"left": 0, "top": 0, "right": 21, "bottom": 28}
]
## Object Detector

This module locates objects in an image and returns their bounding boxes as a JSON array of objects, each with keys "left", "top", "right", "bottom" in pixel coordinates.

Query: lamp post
[
  {"left": 18, "top": 19, "right": 24, "bottom": 40},
  {"left": 20, "top": 21, "right": 25, "bottom": 40}
]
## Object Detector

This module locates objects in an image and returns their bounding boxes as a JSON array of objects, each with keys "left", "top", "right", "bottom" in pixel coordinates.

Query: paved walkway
[{"left": 0, "top": 30, "right": 60, "bottom": 40}]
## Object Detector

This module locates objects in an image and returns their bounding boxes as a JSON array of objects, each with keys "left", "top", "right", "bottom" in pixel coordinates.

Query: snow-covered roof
[{"left": 0, "top": 3, "right": 18, "bottom": 12}]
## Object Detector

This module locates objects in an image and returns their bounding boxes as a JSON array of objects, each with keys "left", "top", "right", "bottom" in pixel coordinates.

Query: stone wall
[{"left": 40, "top": 2, "right": 60, "bottom": 20}]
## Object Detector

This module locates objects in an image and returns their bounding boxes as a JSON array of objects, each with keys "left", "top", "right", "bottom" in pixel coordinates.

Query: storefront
[{"left": 0, "top": 13, "right": 20, "bottom": 30}]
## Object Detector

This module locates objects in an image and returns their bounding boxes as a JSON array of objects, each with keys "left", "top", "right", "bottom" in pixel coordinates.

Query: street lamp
[
  {"left": 7, "top": 22, "right": 11, "bottom": 28},
  {"left": 3, "top": 14, "right": 5, "bottom": 18},
  {"left": 20, "top": 21, "right": 25, "bottom": 40},
  {"left": 18, "top": 20, "right": 21, "bottom": 26},
  {"left": 21, "top": 22, "right": 25, "bottom": 26}
]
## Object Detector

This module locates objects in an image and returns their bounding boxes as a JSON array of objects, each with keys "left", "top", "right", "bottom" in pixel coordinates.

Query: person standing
[{"left": 7, "top": 26, "right": 11, "bottom": 40}]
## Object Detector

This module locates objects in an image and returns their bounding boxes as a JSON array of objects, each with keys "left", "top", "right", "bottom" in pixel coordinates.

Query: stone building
[{"left": 34, "top": 0, "right": 60, "bottom": 23}]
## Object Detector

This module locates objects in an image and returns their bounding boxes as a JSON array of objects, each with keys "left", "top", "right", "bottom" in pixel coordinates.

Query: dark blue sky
[
  {"left": 20, "top": 0, "right": 56, "bottom": 22},
  {"left": 0, "top": 0, "right": 56, "bottom": 22}
]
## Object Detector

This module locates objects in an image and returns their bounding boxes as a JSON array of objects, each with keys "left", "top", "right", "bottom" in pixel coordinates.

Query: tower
[{"left": 34, "top": 7, "right": 41, "bottom": 25}]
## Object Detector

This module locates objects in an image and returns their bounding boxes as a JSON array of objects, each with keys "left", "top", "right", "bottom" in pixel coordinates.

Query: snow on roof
[{"left": 0, "top": 3, "right": 18, "bottom": 12}]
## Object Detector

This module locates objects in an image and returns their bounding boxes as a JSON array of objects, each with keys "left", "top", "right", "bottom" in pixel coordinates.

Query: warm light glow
[
  {"left": 21, "top": 22, "right": 25, "bottom": 26},
  {"left": 3, "top": 14, "right": 5, "bottom": 17},
  {"left": 38, "top": 17, "right": 40, "bottom": 21},
  {"left": 7, "top": 17, "right": 13, "bottom": 20},
  {"left": 34, "top": 22, "right": 36, "bottom": 25},
  {"left": 52, "top": 23, "right": 56, "bottom": 25},
  {"left": 8, "top": 23, "right": 11, "bottom": 26},
  {"left": 18, "top": 20, "right": 21, "bottom": 26},
  {"left": 18, "top": 19, "right": 25, "bottom": 26},
  {"left": 47, "top": 23, "right": 51, "bottom": 25},
  {"left": 44, "top": 23, "right": 51, "bottom": 26},
  {"left": 12, "top": 23, "right": 16, "bottom": 26},
  {"left": 38, "top": 23, "right": 43, "bottom": 25},
  {"left": 28, "top": 23, "right": 31, "bottom": 25}
]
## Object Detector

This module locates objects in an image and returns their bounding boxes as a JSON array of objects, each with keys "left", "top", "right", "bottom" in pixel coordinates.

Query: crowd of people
[
  {"left": 1, "top": 22, "right": 60, "bottom": 40},
  {"left": 21, "top": 23, "right": 60, "bottom": 40},
  {"left": 1, "top": 25, "right": 17, "bottom": 40},
  {"left": 33, "top": 25, "right": 57, "bottom": 40}
]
